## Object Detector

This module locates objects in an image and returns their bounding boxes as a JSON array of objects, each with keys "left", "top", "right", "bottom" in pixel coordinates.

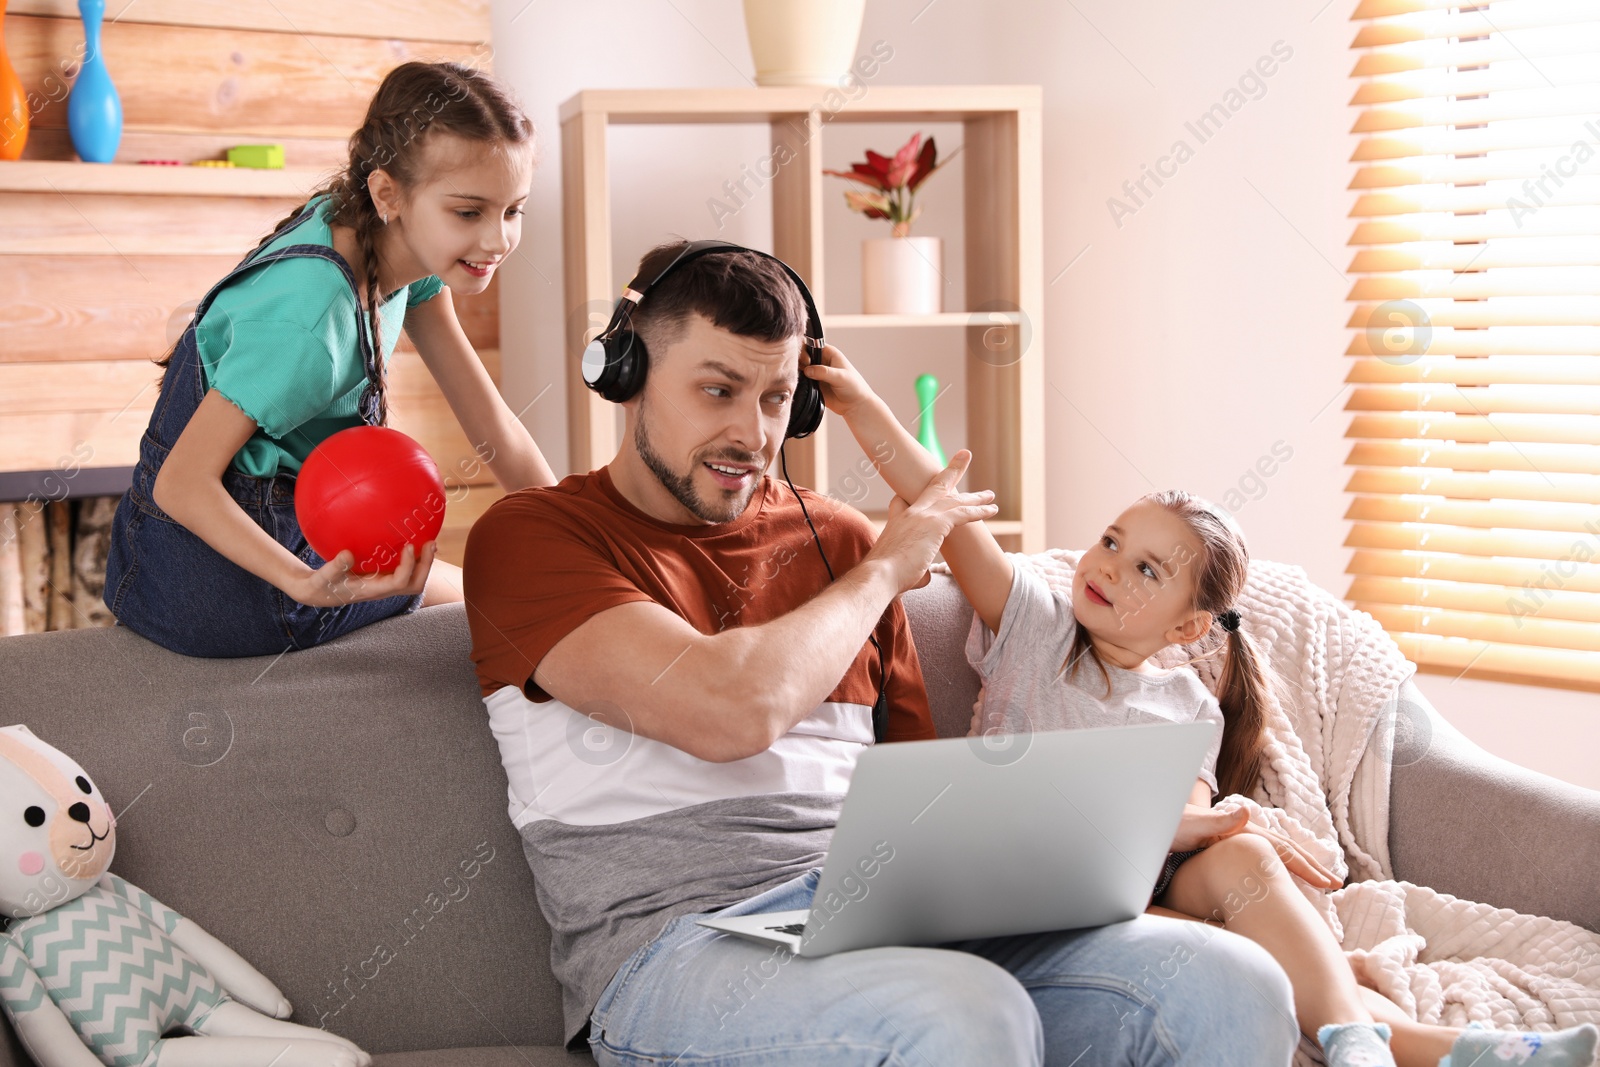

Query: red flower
[{"left": 823, "top": 131, "right": 960, "bottom": 235}]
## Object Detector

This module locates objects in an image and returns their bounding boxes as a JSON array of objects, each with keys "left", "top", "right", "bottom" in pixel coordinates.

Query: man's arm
[{"left": 534, "top": 453, "right": 996, "bottom": 763}]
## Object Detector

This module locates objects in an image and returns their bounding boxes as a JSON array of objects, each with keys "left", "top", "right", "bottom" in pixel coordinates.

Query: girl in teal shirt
[{"left": 103, "top": 61, "right": 555, "bottom": 657}]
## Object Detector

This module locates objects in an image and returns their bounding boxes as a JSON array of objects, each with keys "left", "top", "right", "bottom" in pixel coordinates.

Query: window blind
[{"left": 1345, "top": 0, "right": 1600, "bottom": 689}]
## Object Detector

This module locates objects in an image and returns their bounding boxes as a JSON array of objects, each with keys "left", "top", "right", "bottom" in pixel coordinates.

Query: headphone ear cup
[
  {"left": 594, "top": 329, "right": 649, "bottom": 403},
  {"left": 786, "top": 372, "right": 824, "bottom": 439}
]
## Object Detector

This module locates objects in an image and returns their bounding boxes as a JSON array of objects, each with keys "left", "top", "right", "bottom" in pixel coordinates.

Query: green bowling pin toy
[{"left": 915, "top": 373, "right": 947, "bottom": 467}]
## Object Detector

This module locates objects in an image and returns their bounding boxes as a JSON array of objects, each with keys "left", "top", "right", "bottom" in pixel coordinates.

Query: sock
[
  {"left": 1318, "top": 1022, "right": 1397, "bottom": 1067},
  {"left": 1438, "top": 1021, "right": 1599, "bottom": 1067}
]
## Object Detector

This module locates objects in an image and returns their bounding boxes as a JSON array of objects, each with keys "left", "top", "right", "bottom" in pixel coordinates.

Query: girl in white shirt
[{"left": 806, "top": 345, "right": 1597, "bottom": 1067}]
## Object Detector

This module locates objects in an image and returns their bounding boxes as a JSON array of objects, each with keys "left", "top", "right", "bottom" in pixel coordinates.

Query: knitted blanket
[{"left": 1017, "top": 550, "right": 1600, "bottom": 1060}]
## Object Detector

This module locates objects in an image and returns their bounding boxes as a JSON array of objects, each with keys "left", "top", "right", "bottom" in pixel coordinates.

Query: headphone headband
[
  {"left": 602, "top": 239, "right": 824, "bottom": 351},
  {"left": 581, "top": 240, "right": 827, "bottom": 439}
]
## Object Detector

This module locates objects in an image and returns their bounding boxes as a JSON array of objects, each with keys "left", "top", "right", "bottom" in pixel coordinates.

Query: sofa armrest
[{"left": 1388, "top": 678, "right": 1600, "bottom": 934}]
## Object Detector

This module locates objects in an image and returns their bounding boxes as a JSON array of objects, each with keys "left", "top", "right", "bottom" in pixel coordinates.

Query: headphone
[
  {"left": 580, "top": 239, "right": 888, "bottom": 740},
  {"left": 580, "top": 239, "right": 826, "bottom": 439}
]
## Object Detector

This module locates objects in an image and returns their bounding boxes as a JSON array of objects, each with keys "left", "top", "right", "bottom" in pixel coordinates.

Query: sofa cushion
[
  {"left": 901, "top": 574, "right": 982, "bottom": 740},
  {"left": 0, "top": 604, "right": 565, "bottom": 1057}
]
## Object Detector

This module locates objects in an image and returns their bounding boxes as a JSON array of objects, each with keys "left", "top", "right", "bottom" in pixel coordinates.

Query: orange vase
[{"left": 0, "top": 0, "right": 29, "bottom": 161}]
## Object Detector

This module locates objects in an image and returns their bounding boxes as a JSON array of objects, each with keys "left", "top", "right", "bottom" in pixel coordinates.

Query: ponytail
[
  {"left": 1211, "top": 622, "right": 1271, "bottom": 799},
  {"left": 1137, "top": 488, "right": 1275, "bottom": 799}
]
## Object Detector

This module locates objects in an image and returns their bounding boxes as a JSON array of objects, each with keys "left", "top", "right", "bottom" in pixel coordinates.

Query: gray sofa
[{"left": 0, "top": 573, "right": 1597, "bottom": 1065}]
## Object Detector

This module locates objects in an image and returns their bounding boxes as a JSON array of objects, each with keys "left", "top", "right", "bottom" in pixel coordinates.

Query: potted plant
[
  {"left": 826, "top": 132, "right": 959, "bottom": 314},
  {"left": 742, "top": 0, "right": 865, "bottom": 87}
]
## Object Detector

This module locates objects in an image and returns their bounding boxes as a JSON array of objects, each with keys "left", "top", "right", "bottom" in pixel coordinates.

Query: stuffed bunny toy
[{"left": 0, "top": 725, "right": 370, "bottom": 1067}]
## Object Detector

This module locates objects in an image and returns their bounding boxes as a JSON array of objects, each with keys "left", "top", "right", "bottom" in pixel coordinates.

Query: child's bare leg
[
  {"left": 422, "top": 560, "right": 463, "bottom": 605},
  {"left": 1144, "top": 902, "right": 1221, "bottom": 924},
  {"left": 1160, "top": 833, "right": 1372, "bottom": 1039},
  {"left": 1357, "top": 986, "right": 1457, "bottom": 1067},
  {"left": 1160, "top": 840, "right": 1600, "bottom": 1067}
]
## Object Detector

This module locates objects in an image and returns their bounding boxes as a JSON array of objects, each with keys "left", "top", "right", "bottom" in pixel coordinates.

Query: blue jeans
[
  {"left": 589, "top": 868, "right": 1299, "bottom": 1066},
  {"left": 104, "top": 465, "right": 420, "bottom": 658}
]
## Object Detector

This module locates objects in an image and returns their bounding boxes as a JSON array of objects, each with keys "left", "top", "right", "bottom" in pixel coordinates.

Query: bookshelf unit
[{"left": 558, "top": 85, "right": 1044, "bottom": 550}]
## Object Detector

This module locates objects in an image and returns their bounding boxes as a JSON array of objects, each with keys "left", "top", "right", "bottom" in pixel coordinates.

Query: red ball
[{"left": 295, "top": 427, "right": 445, "bottom": 576}]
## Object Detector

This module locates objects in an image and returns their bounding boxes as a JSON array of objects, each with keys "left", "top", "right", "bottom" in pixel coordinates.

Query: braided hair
[{"left": 157, "top": 61, "right": 534, "bottom": 424}]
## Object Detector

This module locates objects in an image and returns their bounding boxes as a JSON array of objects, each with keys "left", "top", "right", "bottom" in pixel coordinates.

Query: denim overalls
[{"left": 103, "top": 204, "right": 422, "bottom": 658}]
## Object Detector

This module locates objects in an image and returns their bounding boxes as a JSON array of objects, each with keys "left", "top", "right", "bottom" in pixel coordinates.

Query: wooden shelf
[
  {"left": 560, "top": 85, "right": 1041, "bottom": 125},
  {"left": 823, "top": 312, "right": 1023, "bottom": 329},
  {"left": 559, "top": 84, "right": 1045, "bottom": 552},
  {"left": 0, "top": 160, "right": 329, "bottom": 198}
]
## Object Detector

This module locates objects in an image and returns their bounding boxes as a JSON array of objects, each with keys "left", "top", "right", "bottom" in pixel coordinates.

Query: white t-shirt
[{"left": 965, "top": 559, "right": 1226, "bottom": 793}]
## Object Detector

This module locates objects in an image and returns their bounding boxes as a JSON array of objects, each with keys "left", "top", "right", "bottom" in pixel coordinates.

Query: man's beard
[{"left": 634, "top": 396, "right": 764, "bottom": 524}]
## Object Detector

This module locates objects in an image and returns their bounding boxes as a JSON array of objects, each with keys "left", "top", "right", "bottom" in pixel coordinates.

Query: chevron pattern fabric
[
  {"left": 0, "top": 938, "right": 48, "bottom": 1016},
  {"left": 2, "top": 883, "right": 225, "bottom": 1067}
]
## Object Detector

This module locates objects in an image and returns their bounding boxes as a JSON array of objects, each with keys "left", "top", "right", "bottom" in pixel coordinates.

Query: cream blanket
[{"left": 1010, "top": 550, "right": 1600, "bottom": 1059}]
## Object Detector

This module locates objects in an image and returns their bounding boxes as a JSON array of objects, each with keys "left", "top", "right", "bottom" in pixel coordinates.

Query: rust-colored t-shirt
[{"left": 463, "top": 464, "right": 934, "bottom": 742}]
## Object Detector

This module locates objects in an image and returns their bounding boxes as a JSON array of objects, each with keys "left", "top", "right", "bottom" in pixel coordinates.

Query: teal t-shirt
[{"left": 196, "top": 193, "right": 445, "bottom": 477}]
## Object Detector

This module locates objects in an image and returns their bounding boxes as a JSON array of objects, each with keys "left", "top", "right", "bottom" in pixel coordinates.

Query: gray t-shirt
[
  {"left": 521, "top": 792, "right": 836, "bottom": 1048},
  {"left": 965, "top": 559, "right": 1225, "bottom": 793}
]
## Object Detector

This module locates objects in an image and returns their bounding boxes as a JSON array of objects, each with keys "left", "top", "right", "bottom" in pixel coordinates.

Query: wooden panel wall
[{"left": 1, "top": 0, "right": 501, "bottom": 566}]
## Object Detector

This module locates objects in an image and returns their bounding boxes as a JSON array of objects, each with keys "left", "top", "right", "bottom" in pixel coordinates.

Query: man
[{"left": 464, "top": 242, "right": 1299, "bottom": 1065}]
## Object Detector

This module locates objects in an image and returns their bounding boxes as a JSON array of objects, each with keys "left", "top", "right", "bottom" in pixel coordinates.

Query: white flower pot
[
  {"left": 862, "top": 236, "right": 943, "bottom": 315},
  {"left": 742, "top": 0, "right": 866, "bottom": 87}
]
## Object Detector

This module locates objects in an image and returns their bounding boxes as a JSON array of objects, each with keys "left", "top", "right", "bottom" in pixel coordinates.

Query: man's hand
[
  {"left": 1170, "top": 803, "right": 1343, "bottom": 890},
  {"left": 801, "top": 343, "right": 877, "bottom": 422},
  {"left": 884, "top": 496, "right": 933, "bottom": 589},
  {"left": 865, "top": 450, "right": 996, "bottom": 594}
]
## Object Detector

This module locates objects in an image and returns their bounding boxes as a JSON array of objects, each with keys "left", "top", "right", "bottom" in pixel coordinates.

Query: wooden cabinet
[{"left": 559, "top": 86, "right": 1045, "bottom": 551}]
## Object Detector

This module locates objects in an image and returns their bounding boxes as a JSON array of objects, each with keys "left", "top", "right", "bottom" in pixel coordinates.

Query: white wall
[{"left": 489, "top": 0, "right": 1599, "bottom": 790}]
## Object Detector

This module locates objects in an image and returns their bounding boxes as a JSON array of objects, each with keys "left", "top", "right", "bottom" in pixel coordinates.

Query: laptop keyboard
[{"left": 765, "top": 923, "right": 806, "bottom": 935}]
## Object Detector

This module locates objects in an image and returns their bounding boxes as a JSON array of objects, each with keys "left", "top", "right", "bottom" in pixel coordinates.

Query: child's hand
[
  {"left": 290, "top": 541, "right": 436, "bottom": 607},
  {"left": 1170, "top": 804, "right": 1344, "bottom": 891},
  {"left": 801, "top": 343, "right": 879, "bottom": 421},
  {"left": 1170, "top": 803, "right": 1248, "bottom": 854},
  {"left": 1250, "top": 826, "right": 1343, "bottom": 890},
  {"left": 866, "top": 451, "right": 996, "bottom": 595}
]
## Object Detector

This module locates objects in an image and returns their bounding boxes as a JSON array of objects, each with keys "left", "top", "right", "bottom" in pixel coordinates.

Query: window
[{"left": 1344, "top": 0, "right": 1600, "bottom": 689}]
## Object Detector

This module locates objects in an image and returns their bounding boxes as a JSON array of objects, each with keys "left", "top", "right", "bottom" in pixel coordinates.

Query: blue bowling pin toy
[{"left": 67, "top": 0, "right": 122, "bottom": 163}]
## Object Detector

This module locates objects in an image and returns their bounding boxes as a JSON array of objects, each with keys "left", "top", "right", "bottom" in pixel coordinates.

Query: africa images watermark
[
  {"left": 1504, "top": 118, "right": 1600, "bottom": 228},
  {"left": 709, "top": 839, "right": 896, "bottom": 1031},
  {"left": 1106, "top": 40, "right": 1295, "bottom": 229},
  {"left": 1505, "top": 519, "right": 1600, "bottom": 628},
  {"left": 312, "top": 840, "right": 497, "bottom": 1028},
  {"left": 706, "top": 39, "right": 897, "bottom": 231}
]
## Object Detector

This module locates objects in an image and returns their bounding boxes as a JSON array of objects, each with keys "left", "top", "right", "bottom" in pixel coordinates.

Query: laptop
[{"left": 696, "top": 720, "right": 1215, "bottom": 956}]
